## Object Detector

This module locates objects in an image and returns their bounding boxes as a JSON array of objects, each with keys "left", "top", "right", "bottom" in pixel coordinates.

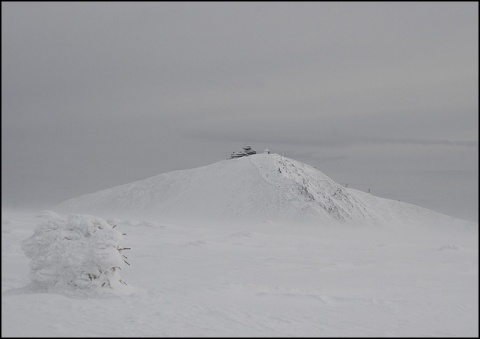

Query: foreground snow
[{"left": 2, "top": 208, "right": 478, "bottom": 337}]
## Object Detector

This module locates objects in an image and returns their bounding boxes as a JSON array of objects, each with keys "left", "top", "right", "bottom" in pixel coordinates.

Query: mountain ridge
[{"left": 53, "top": 154, "right": 475, "bottom": 228}]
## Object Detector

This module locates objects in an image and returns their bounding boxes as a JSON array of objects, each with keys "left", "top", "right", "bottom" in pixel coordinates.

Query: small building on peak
[
  {"left": 229, "top": 145, "right": 257, "bottom": 159},
  {"left": 243, "top": 145, "right": 256, "bottom": 155}
]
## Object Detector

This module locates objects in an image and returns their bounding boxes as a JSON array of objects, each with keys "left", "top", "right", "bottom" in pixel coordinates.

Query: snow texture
[
  {"left": 2, "top": 154, "right": 478, "bottom": 336},
  {"left": 2, "top": 208, "right": 478, "bottom": 337},
  {"left": 53, "top": 153, "right": 474, "bottom": 229},
  {"left": 20, "top": 212, "right": 129, "bottom": 296}
]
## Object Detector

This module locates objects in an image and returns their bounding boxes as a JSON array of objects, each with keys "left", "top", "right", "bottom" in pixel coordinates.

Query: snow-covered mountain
[
  {"left": 53, "top": 154, "right": 473, "bottom": 227},
  {"left": 5, "top": 154, "right": 478, "bottom": 336}
]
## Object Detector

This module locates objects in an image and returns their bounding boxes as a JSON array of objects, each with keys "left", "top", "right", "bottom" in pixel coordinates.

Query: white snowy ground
[{"left": 2, "top": 208, "right": 478, "bottom": 337}]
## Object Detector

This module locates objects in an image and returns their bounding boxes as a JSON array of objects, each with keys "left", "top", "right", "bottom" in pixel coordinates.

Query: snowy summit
[
  {"left": 53, "top": 153, "right": 472, "bottom": 228},
  {"left": 3, "top": 153, "right": 478, "bottom": 337}
]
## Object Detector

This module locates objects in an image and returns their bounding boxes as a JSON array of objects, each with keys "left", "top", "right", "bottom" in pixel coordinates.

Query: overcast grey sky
[{"left": 2, "top": 2, "right": 478, "bottom": 222}]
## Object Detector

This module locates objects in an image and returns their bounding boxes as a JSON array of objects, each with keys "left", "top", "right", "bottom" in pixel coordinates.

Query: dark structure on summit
[{"left": 229, "top": 145, "right": 257, "bottom": 159}]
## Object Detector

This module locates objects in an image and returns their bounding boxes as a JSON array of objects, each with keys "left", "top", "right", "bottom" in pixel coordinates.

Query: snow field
[{"left": 2, "top": 209, "right": 478, "bottom": 337}]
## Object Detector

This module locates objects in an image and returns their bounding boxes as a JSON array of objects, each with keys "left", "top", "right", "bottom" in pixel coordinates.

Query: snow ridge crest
[{"left": 53, "top": 153, "right": 471, "bottom": 227}]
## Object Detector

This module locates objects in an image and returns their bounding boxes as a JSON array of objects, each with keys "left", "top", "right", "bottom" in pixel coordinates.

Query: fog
[{"left": 2, "top": 2, "right": 478, "bottom": 222}]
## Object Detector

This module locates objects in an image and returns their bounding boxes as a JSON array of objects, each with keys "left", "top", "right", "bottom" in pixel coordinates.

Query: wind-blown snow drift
[{"left": 53, "top": 154, "right": 472, "bottom": 227}]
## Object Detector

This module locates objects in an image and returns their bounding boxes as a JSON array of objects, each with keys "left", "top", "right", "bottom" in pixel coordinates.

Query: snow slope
[
  {"left": 4, "top": 154, "right": 477, "bottom": 336},
  {"left": 2, "top": 208, "right": 478, "bottom": 336},
  {"left": 2, "top": 155, "right": 478, "bottom": 337},
  {"left": 53, "top": 154, "right": 472, "bottom": 228}
]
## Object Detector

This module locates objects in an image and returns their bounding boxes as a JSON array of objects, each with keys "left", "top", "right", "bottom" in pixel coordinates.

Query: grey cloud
[
  {"left": 359, "top": 138, "right": 478, "bottom": 147},
  {"left": 2, "top": 2, "right": 478, "bottom": 221}
]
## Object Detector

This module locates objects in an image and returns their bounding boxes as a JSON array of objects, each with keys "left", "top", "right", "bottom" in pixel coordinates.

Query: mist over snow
[
  {"left": 3, "top": 2, "right": 477, "bottom": 336},
  {"left": 3, "top": 152, "right": 477, "bottom": 336},
  {"left": 53, "top": 153, "right": 475, "bottom": 229}
]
